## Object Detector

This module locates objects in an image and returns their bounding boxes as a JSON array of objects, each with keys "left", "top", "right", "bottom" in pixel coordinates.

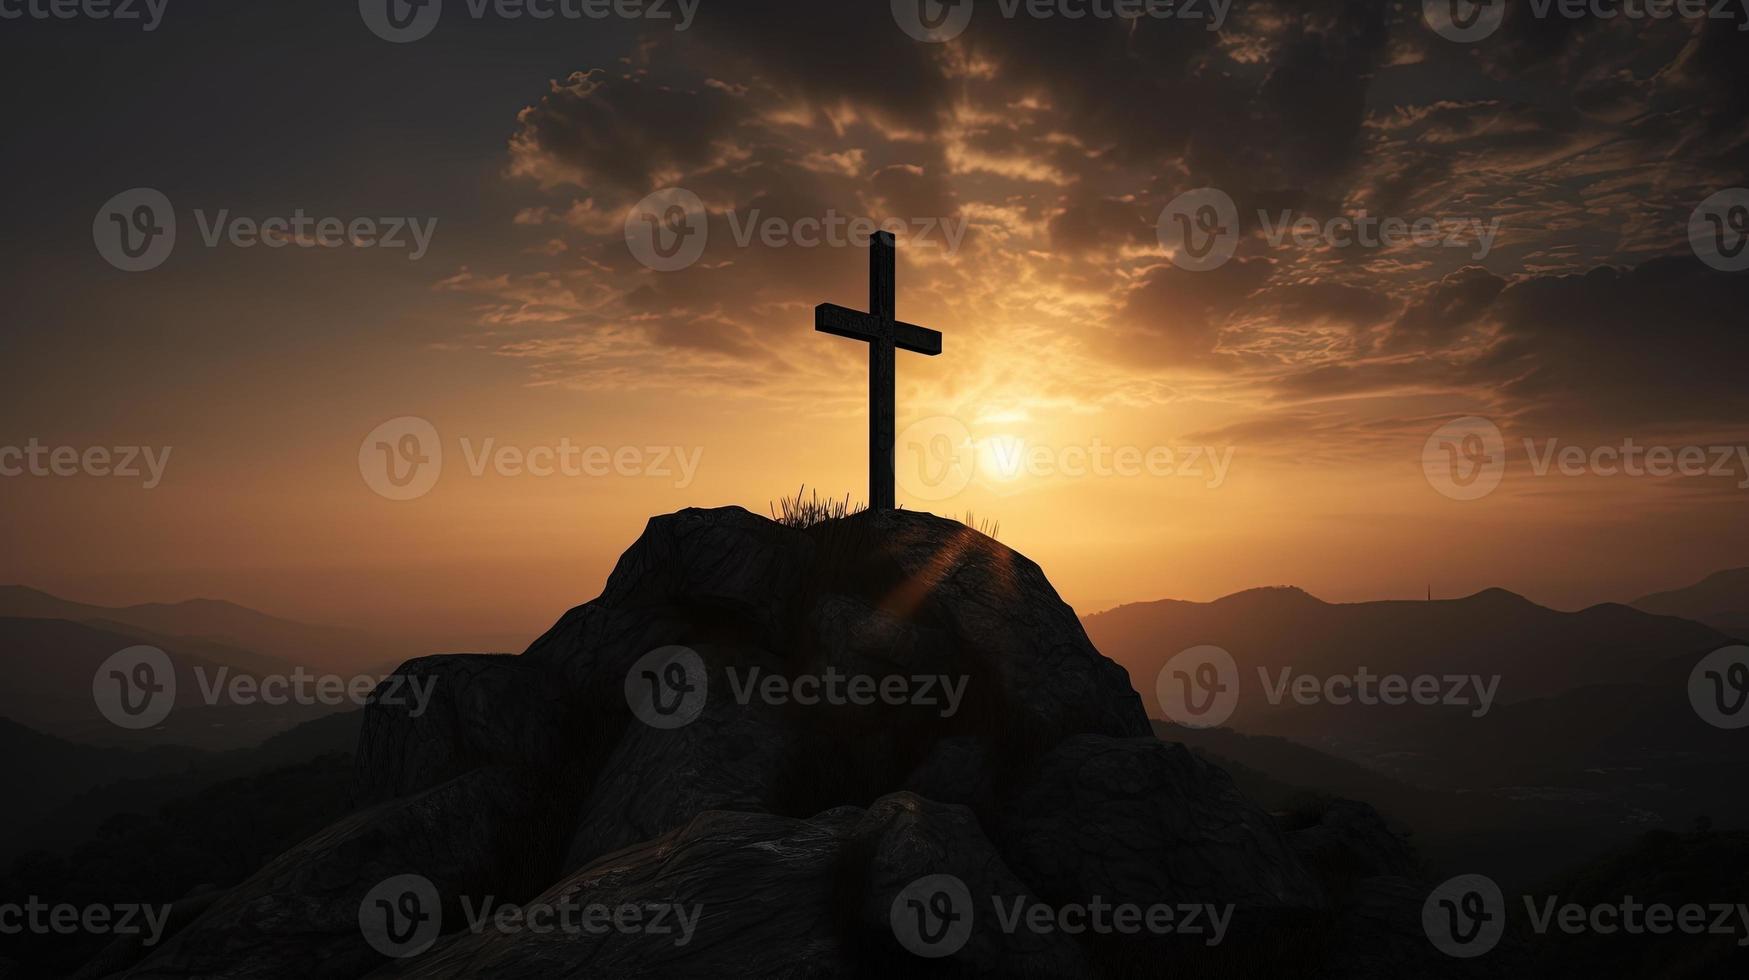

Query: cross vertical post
[{"left": 869, "top": 232, "right": 897, "bottom": 511}]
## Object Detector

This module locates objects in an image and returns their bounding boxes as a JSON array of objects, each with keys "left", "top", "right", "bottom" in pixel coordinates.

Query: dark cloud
[
  {"left": 511, "top": 69, "right": 745, "bottom": 194},
  {"left": 1268, "top": 258, "right": 1749, "bottom": 436},
  {"left": 659, "top": 2, "right": 954, "bottom": 132},
  {"left": 1048, "top": 195, "right": 1147, "bottom": 255},
  {"left": 1256, "top": 281, "right": 1397, "bottom": 328},
  {"left": 1277, "top": 364, "right": 1475, "bottom": 415},
  {"left": 1112, "top": 259, "right": 1275, "bottom": 363},
  {"left": 482, "top": 0, "right": 1748, "bottom": 425},
  {"left": 1483, "top": 258, "right": 1749, "bottom": 430},
  {"left": 1385, "top": 265, "right": 1505, "bottom": 351},
  {"left": 867, "top": 163, "right": 959, "bottom": 222},
  {"left": 1258, "top": 1, "right": 1392, "bottom": 183}
]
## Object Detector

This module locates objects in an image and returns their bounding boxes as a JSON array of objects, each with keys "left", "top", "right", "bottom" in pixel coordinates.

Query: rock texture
[
  {"left": 562, "top": 645, "right": 796, "bottom": 870},
  {"left": 117, "top": 767, "right": 568, "bottom": 979},
  {"left": 98, "top": 507, "right": 1464, "bottom": 978},
  {"left": 351, "top": 654, "right": 573, "bottom": 806},
  {"left": 374, "top": 808, "right": 865, "bottom": 978},
  {"left": 999, "top": 736, "right": 1326, "bottom": 914},
  {"left": 1285, "top": 798, "right": 1418, "bottom": 889}
]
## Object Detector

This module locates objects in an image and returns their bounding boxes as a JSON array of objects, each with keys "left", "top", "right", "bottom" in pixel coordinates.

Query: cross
[{"left": 815, "top": 231, "right": 943, "bottom": 511}]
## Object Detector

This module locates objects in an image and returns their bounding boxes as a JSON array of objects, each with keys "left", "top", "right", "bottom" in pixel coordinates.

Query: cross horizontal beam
[{"left": 814, "top": 303, "right": 943, "bottom": 356}]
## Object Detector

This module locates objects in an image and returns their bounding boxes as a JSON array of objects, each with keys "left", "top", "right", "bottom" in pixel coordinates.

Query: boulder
[
  {"left": 119, "top": 767, "right": 567, "bottom": 980},
  {"left": 1285, "top": 798, "right": 1417, "bottom": 890},
  {"left": 68, "top": 886, "right": 225, "bottom": 980},
  {"left": 847, "top": 510, "right": 1151, "bottom": 749},
  {"left": 899, "top": 736, "right": 998, "bottom": 813},
  {"left": 523, "top": 508, "right": 1150, "bottom": 755},
  {"left": 999, "top": 736, "right": 1326, "bottom": 914},
  {"left": 530, "top": 508, "right": 1154, "bottom": 873},
  {"left": 562, "top": 645, "right": 795, "bottom": 871},
  {"left": 378, "top": 793, "right": 1087, "bottom": 979},
  {"left": 525, "top": 508, "right": 806, "bottom": 685},
  {"left": 1316, "top": 876, "right": 1523, "bottom": 980},
  {"left": 370, "top": 808, "right": 863, "bottom": 978},
  {"left": 844, "top": 793, "right": 1087, "bottom": 976},
  {"left": 351, "top": 655, "right": 573, "bottom": 805}
]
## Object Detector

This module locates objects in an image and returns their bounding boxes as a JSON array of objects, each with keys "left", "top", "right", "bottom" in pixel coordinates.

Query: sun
[{"left": 978, "top": 434, "right": 1029, "bottom": 484}]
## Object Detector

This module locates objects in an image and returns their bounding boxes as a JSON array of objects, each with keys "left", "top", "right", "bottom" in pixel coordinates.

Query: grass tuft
[
  {"left": 962, "top": 510, "right": 1000, "bottom": 540},
  {"left": 770, "top": 485, "right": 865, "bottom": 528},
  {"left": 769, "top": 486, "right": 1000, "bottom": 541}
]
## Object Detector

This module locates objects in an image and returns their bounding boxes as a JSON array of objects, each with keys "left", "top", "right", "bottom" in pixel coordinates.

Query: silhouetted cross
[{"left": 815, "top": 231, "right": 943, "bottom": 511}]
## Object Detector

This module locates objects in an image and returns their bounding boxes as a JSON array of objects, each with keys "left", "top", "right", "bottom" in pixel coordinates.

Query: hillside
[
  {"left": 0, "top": 585, "right": 394, "bottom": 673},
  {"left": 1083, "top": 586, "right": 1730, "bottom": 725},
  {"left": 0, "top": 616, "right": 355, "bottom": 748},
  {"left": 1090, "top": 587, "right": 1746, "bottom": 865},
  {"left": 1632, "top": 568, "right": 1749, "bottom": 639},
  {"left": 0, "top": 711, "right": 361, "bottom": 864},
  {"left": 1155, "top": 721, "right": 1718, "bottom": 891}
]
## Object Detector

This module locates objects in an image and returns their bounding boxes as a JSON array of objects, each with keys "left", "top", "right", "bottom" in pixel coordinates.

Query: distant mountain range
[
  {"left": 0, "top": 615, "right": 361, "bottom": 749},
  {"left": 0, "top": 586, "right": 416, "bottom": 750},
  {"left": 1083, "top": 576, "right": 1748, "bottom": 885},
  {"left": 0, "top": 715, "right": 361, "bottom": 978},
  {"left": 0, "top": 584, "right": 394, "bottom": 672},
  {"left": 1082, "top": 584, "right": 1737, "bottom": 773},
  {"left": 1631, "top": 567, "right": 1749, "bottom": 639},
  {"left": 1083, "top": 584, "right": 1730, "bottom": 717},
  {"left": 0, "top": 710, "right": 360, "bottom": 864},
  {"left": 1157, "top": 721, "right": 1650, "bottom": 890}
]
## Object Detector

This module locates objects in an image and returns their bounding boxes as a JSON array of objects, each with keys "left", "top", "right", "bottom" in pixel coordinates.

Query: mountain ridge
[
  {"left": 0, "top": 584, "right": 396, "bottom": 673},
  {"left": 1630, "top": 567, "right": 1749, "bottom": 638},
  {"left": 1082, "top": 579, "right": 1731, "bottom": 738}
]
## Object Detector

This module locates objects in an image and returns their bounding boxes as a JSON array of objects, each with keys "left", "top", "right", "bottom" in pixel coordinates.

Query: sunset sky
[{"left": 2, "top": 1, "right": 1747, "bottom": 652}]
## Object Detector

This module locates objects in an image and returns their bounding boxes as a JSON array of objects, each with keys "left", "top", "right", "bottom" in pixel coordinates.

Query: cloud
[
  {"left": 1385, "top": 266, "right": 1505, "bottom": 352},
  {"left": 508, "top": 69, "right": 746, "bottom": 195},
  {"left": 1265, "top": 258, "right": 1749, "bottom": 440},
  {"left": 433, "top": 0, "right": 1748, "bottom": 447},
  {"left": 1111, "top": 259, "right": 1275, "bottom": 365},
  {"left": 1482, "top": 257, "right": 1749, "bottom": 431}
]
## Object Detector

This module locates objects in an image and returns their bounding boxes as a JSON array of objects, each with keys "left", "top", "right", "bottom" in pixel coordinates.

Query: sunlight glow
[{"left": 979, "top": 434, "right": 1028, "bottom": 483}]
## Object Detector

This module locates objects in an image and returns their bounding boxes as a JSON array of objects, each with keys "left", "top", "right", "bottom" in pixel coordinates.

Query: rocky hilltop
[{"left": 87, "top": 507, "right": 1482, "bottom": 978}]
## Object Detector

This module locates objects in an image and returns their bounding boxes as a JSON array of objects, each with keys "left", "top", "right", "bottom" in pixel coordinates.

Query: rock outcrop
[
  {"left": 351, "top": 654, "right": 573, "bottom": 806},
  {"left": 100, "top": 507, "right": 1460, "bottom": 978},
  {"left": 998, "top": 735, "right": 1326, "bottom": 916},
  {"left": 117, "top": 767, "right": 568, "bottom": 979}
]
